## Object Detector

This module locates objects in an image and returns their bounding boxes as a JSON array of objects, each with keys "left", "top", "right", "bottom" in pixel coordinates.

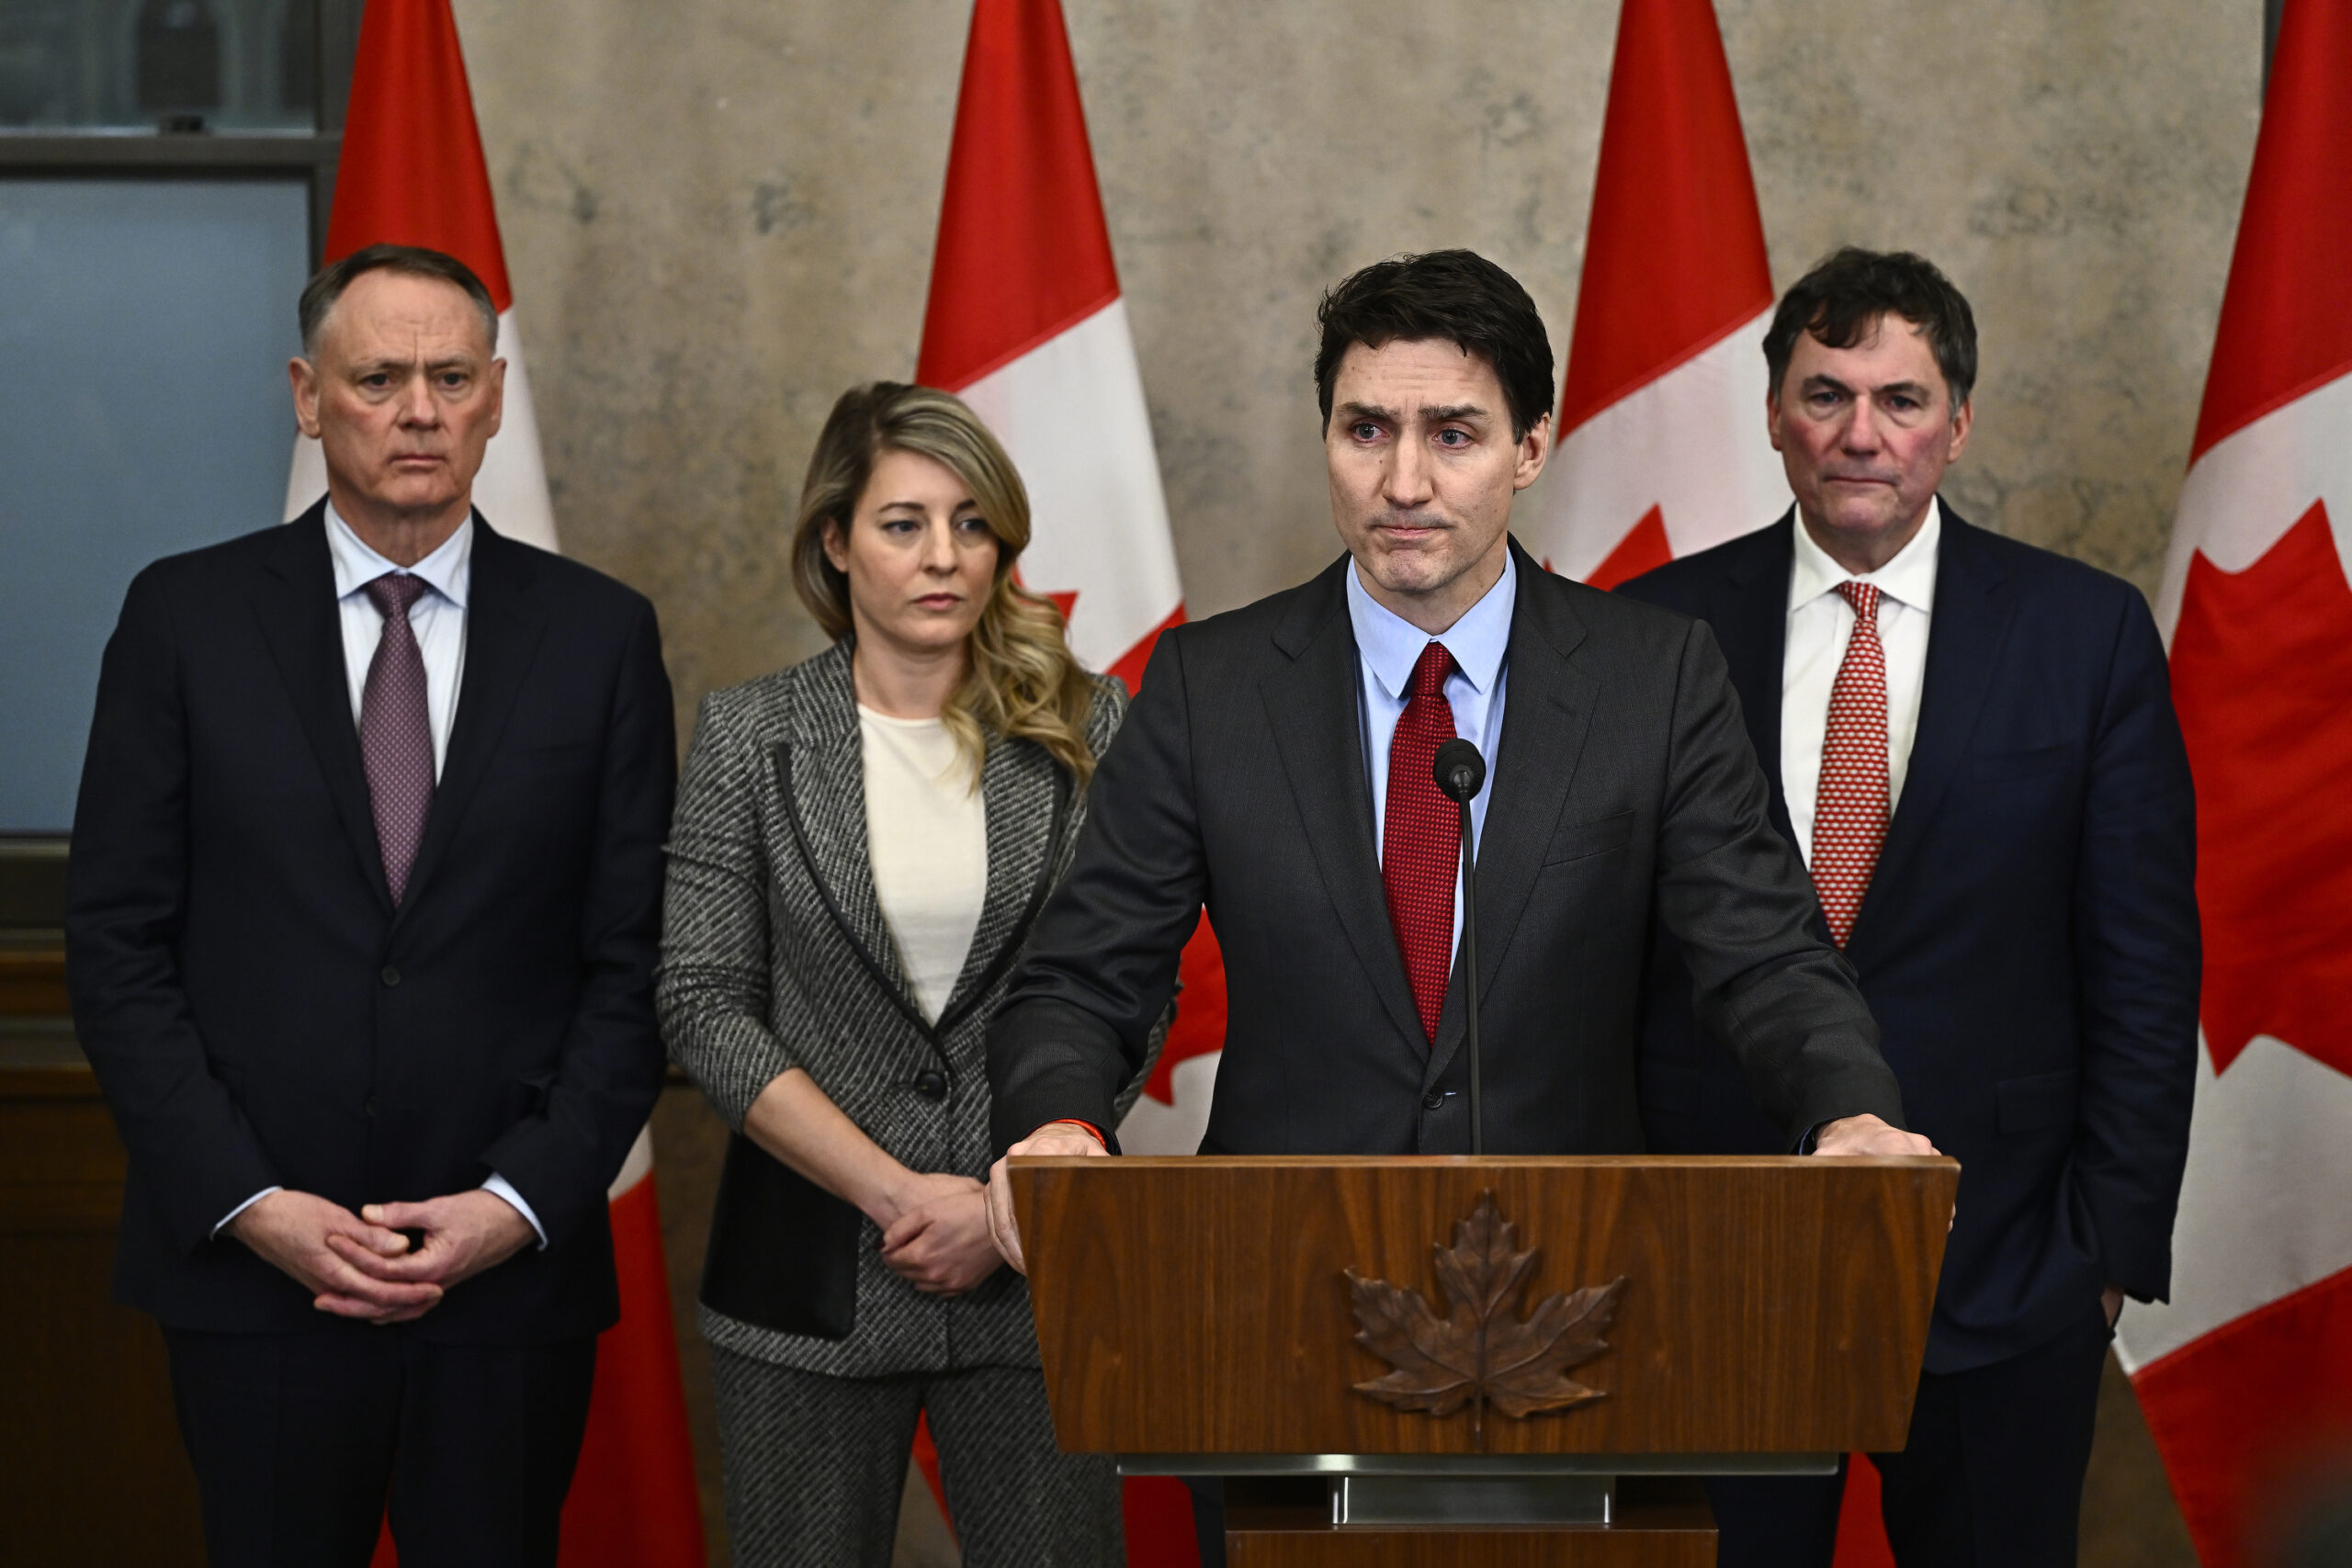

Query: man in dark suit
[
  {"left": 65, "top": 244, "right": 676, "bottom": 1566},
  {"left": 981, "top": 248, "right": 1928, "bottom": 1238},
  {"left": 1617, "top": 248, "right": 2199, "bottom": 1568}
]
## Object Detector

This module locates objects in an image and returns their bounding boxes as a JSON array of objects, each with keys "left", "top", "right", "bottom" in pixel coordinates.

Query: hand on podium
[
  {"left": 987, "top": 1122, "right": 1108, "bottom": 1274},
  {"left": 1811, "top": 1112, "right": 1939, "bottom": 1158}
]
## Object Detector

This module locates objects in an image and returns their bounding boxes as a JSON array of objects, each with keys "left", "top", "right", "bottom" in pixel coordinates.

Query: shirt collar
[
  {"left": 1345, "top": 545, "right": 1517, "bottom": 702},
  {"left": 325, "top": 502, "right": 473, "bottom": 611},
  {"left": 1788, "top": 495, "right": 1940, "bottom": 614}
]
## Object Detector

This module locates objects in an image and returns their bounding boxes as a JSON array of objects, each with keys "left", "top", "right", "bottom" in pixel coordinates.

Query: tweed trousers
[{"left": 709, "top": 1344, "right": 1123, "bottom": 1567}]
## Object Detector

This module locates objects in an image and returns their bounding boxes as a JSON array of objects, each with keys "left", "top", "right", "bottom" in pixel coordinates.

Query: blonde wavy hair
[{"left": 791, "top": 382, "right": 1101, "bottom": 786}]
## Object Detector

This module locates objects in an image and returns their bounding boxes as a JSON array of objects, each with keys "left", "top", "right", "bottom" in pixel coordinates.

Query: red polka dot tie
[
  {"left": 360, "top": 573, "right": 435, "bottom": 905},
  {"left": 1812, "top": 581, "right": 1888, "bottom": 948},
  {"left": 1384, "top": 642, "right": 1460, "bottom": 1043}
]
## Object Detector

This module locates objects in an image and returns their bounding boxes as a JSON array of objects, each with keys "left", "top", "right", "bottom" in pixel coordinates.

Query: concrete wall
[
  {"left": 450, "top": 2, "right": 2259, "bottom": 1561},
  {"left": 454, "top": 0, "right": 2258, "bottom": 727}
]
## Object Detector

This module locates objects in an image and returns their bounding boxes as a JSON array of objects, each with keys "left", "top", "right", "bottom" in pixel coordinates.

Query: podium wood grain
[{"left": 1010, "top": 1156, "right": 1956, "bottom": 1457}]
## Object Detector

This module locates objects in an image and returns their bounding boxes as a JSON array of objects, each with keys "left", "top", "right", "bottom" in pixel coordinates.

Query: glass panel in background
[
  {"left": 0, "top": 175, "right": 311, "bottom": 830},
  {"left": 0, "top": 0, "right": 317, "bottom": 131}
]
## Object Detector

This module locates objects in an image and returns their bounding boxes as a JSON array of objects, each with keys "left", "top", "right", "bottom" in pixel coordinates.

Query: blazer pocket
[
  {"left": 1543, "top": 809, "right": 1636, "bottom": 866},
  {"left": 1971, "top": 744, "right": 2070, "bottom": 783},
  {"left": 699, "top": 1133, "right": 860, "bottom": 1340},
  {"left": 1996, "top": 1067, "right": 2080, "bottom": 1134}
]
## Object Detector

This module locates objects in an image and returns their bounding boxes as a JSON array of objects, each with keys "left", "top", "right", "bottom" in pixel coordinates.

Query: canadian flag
[
  {"left": 308, "top": 6, "right": 703, "bottom": 1567},
  {"left": 2111, "top": 1, "right": 2352, "bottom": 1562},
  {"left": 1525, "top": 0, "right": 1789, "bottom": 587},
  {"left": 913, "top": 0, "right": 1214, "bottom": 1561}
]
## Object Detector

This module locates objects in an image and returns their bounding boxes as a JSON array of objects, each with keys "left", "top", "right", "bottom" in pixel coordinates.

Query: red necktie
[
  {"left": 1812, "top": 581, "right": 1888, "bottom": 947},
  {"left": 360, "top": 573, "right": 435, "bottom": 905},
  {"left": 1384, "top": 643, "right": 1460, "bottom": 1043}
]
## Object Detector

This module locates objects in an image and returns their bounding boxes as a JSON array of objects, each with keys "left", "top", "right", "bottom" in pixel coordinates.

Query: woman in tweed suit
[{"left": 659, "top": 383, "right": 1141, "bottom": 1566}]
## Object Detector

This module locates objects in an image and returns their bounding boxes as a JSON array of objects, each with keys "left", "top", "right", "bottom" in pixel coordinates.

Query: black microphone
[{"left": 1432, "top": 739, "right": 1487, "bottom": 1155}]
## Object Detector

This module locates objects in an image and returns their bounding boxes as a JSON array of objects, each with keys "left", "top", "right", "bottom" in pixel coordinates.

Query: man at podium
[{"left": 983, "top": 248, "right": 1930, "bottom": 1258}]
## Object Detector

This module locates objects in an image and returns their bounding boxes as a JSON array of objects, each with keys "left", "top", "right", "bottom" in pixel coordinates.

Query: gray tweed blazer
[{"left": 658, "top": 640, "right": 1139, "bottom": 1377}]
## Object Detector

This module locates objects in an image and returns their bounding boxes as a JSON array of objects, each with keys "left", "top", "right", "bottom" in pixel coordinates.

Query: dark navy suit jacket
[
  {"left": 66, "top": 505, "right": 676, "bottom": 1343},
  {"left": 1619, "top": 506, "right": 2199, "bottom": 1373}
]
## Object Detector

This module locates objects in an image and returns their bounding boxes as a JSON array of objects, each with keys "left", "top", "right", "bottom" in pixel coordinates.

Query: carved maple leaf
[{"left": 1345, "top": 1191, "right": 1626, "bottom": 1445}]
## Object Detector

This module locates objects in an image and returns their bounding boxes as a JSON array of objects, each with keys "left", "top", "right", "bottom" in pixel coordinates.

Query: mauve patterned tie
[
  {"left": 1812, "top": 581, "right": 1889, "bottom": 947},
  {"left": 361, "top": 573, "right": 435, "bottom": 905},
  {"left": 1384, "top": 642, "right": 1461, "bottom": 1043}
]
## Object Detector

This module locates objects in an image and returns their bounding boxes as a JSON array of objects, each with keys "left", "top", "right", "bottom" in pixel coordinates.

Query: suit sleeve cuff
[
  {"left": 213, "top": 1185, "right": 281, "bottom": 1237},
  {"left": 482, "top": 1173, "right": 550, "bottom": 1250}
]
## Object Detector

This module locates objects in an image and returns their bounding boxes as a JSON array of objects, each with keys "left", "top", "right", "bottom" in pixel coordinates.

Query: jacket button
[
  {"left": 380, "top": 966, "right": 401, "bottom": 987},
  {"left": 363, "top": 1093, "right": 378, "bottom": 1118},
  {"left": 1423, "top": 1090, "right": 1445, "bottom": 1111},
  {"left": 914, "top": 1070, "right": 948, "bottom": 1101}
]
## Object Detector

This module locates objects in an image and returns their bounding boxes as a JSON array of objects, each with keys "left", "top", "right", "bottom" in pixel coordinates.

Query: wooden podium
[{"left": 1010, "top": 1155, "right": 1958, "bottom": 1566}]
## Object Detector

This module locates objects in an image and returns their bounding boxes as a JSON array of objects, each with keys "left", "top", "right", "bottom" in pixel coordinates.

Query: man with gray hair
[{"left": 67, "top": 243, "right": 676, "bottom": 1565}]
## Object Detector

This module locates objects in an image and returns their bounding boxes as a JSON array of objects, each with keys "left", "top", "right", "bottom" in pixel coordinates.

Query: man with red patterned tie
[
  {"left": 980, "top": 253, "right": 1926, "bottom": 1212},
  {"left": 66, "top": 245, "right": 675, "bottom": 1566},
  {"left": 1618, "top": 249, "right": 2199, "bottom": 1568}
]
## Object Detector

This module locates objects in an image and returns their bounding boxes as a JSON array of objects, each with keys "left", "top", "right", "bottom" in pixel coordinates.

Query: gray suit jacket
[
  {"left": 989, "top": 539, "right": 1906, "bottom": 1157},
  {"left": 659, "top": 641, "right": 1133, "bottom": 1376}
]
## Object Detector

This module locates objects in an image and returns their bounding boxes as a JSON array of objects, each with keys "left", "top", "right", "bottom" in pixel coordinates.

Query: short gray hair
[{"left": 298, "top": 243, "right": 500, "bottom": 357}]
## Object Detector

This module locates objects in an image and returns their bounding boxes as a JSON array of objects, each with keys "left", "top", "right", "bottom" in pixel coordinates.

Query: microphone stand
[
  {"left": 1458, "top": 793, "right": 1482, "bottom": 1156},
  {"left": 1432, "top": 739, "right": 1487, "bottom": 1156}
]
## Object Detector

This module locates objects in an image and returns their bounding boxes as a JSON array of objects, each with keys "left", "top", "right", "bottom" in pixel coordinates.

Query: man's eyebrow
[
  {"left": 346, "top": 353, "right": 481, "bottom": 374},
  {"left": 1334, "top": 400, "right": 1491, "bottom": 424},
  {"left": 1799, "top": 372, "right": 1855, "bottom": 395}
]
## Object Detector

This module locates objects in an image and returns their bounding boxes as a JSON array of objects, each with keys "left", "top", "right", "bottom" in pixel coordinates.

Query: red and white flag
[
  {"left": 914, "top": 1, "right": 1216, "bottom": 1561},
  {"left": 2113, "top": 1, "right": 2352, "bottom": 1561},
  {"left": 1526, "top": 0, "right": 1788, "bottom": 586},
  {"left": 311, "top": 7, "right": 703, "bottom": 1567},
  {"left": 914, "top": 0, "right": 1226, "bottom": 1167}
]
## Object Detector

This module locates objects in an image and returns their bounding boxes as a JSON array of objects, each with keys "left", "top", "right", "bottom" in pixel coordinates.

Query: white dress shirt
[
  {"left": 216, "top": 507, "right": 545, "bottom": 1247},
  {"left": 1781, "top": 499, "right": 1941, "bottom": 866},
  {"left": 327, "top": 503, "right": 470, "bottom": 774},
  {"left": 1346, "top": 547, "right": 1515, "bottom": 961}
]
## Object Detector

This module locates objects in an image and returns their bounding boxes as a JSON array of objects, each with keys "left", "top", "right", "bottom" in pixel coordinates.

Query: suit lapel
[
  {"left": 1849, "top": 506, "right": 2016, "bottom": 953},
  {"left": 396, "top": 518, "right": 549, "bottom": 923},
  {"left": 773, "top": 644, "right": 928, "bottom": 1031},
  {"left": 1422, "top": 541, "right": 1596, "bottom": 1094},
  {"left": 1713, "top": 515, "right": 1798, "bottom": 846},
  {"left": 934, "top": 731, "right": 1068, "bottom": 1035},
  {"left": 253, "top": 506, "right": 393, "bottom": 914},
  {"left": 1260, "top": 558, "right": 1430, "bottom": 1053}
]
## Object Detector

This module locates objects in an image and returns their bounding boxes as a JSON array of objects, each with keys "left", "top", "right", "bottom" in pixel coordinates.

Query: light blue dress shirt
[{"left": 1345, "top": 547, "right": 1516, "bottom": 961}]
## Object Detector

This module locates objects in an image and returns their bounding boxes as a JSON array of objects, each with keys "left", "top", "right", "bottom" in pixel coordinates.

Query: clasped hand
[
  {"left": 877, "top": 1171, "right": 1002, "bottom": 1296},
  {"left": 228, "top": 1188, "right": 537, "bottom": 1324}
]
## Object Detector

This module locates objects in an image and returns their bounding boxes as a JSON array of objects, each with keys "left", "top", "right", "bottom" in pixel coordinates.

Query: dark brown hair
[
  {"left": 1314, "top": 250, "right": 1556, "bottom": 440},
  {"left": 1765, "top": 248, "right": 1977, "bottom": 412}
]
